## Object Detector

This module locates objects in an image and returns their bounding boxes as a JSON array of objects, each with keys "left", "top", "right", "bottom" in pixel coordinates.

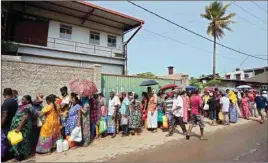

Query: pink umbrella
[{"left": 69, "top": 79, "right": 98, "bottom": 97}]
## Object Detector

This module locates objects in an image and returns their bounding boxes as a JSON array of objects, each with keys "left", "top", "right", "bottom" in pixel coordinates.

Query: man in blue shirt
[{"left": 255, "top": 91, "right": 268, "bottom": 124}]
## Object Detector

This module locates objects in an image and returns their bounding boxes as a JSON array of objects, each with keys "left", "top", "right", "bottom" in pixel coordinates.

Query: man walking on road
[
  {"left": 187, "top": 90, "right": 204, "bottom": 140},
  {"left": 255, "top": 91, "right": 268, "bottom": 124},
  {"left": 166, "top": 89, "right": 188, "bottom": 137},
  {"left": 220, "top": 92, "right": 230, "bottom": 125}
]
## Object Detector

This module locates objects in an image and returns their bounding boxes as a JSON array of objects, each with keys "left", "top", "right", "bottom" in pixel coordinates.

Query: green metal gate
[{"left": 101, "top": 74, "right": 182, "bottom": 100}]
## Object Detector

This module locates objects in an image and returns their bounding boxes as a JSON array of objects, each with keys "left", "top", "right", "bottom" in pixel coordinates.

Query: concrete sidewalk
[{"left": 31, "top": 117, "right": 262, "bottom": 162}]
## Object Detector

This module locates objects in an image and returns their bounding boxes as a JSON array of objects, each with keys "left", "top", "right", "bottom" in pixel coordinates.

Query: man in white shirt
[
  {"left": 108, "top": 91, "right": 121, "bottom": 138},
  {"left": 166, "top": 89, "right": 188, "bottom": 138},
  {"left": 220, "top": 92, "right": 230, "bottom": 125}
]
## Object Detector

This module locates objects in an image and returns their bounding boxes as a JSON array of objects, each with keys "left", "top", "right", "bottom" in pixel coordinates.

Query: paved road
[{"left": 107, "top": 120, "right": 268, "bottom": 162}]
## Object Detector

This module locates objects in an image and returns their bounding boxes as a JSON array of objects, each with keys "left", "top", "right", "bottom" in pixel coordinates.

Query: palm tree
[{"left": 201, "top": 1, "right": 236, "bottom": 79}]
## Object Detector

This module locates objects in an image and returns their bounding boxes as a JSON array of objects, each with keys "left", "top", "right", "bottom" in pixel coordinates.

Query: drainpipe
[{"left": 123, "top": 25, "right": 143, "bottom": 75}]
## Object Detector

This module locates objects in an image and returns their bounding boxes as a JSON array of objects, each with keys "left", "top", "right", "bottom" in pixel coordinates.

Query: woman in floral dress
[
  {"left": 9, "top": 95, "right": 33, "bottom": 161},
  {"left": 129, "top": 94, "right": 142, "bottom": 135},
  {"left": 65, "top": 95, "right": 81, "bottom": 137},
  {"left": 80, "top": 97, "right": 91, "bottom": 146}
]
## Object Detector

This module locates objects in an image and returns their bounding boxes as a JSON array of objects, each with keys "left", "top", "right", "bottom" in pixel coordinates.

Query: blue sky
[{"left": 91, "top": 1, "right": 268, "bottom": 77}]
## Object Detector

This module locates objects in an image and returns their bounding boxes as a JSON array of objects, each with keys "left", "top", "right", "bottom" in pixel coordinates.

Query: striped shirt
[{"left": 165, "top": 97, "right": 174, "bottom": 113}]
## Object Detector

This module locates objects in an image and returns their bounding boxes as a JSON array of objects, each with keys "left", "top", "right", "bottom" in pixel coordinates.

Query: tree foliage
[
  {"left": 201, "top": 1, "right": 236, "bottom": 40},
  {"left": 203, "top": 79, "right": 221, "bottom": 87},
  {"left": 136, "top": 72, "right": 157, "bottom": 78},
  {"left": 189, "top": 77, "right": 203, "bottom": 90}
]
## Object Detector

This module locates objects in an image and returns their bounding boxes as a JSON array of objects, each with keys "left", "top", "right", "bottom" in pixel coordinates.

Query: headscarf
[{"left": 229, "top": 90, "right": 237, "bottom": 104}]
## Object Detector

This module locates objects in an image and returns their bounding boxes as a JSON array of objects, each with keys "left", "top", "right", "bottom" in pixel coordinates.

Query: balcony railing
[{"left": 6, "top": 36, "right": 124, "bottom": 58}]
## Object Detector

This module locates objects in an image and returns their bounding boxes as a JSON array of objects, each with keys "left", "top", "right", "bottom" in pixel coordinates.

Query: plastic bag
[
  {"left": 99, "top": 117, "right": 107, "bottom": 134},
  {"left": 7, "top": 130, "right": 23, "bottom": 145},
  {"left": 218, "top": 112, "right": 224, "bottom": 121},
  {"left": 69, "top": 126, "right": 82, "bottom": 142},
  {"left": 203, "top": 104, "right": 209, "bottom": 110}
]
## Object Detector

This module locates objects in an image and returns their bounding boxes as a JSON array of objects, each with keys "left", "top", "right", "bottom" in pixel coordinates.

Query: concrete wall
[{"left": 1, "top": 58, "right": 102, "bottom": 98}]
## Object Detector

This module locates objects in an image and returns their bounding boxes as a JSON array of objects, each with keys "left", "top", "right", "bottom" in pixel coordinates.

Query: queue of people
[{"left": 1, "top": 86, "right": 268, "bottom": 161}]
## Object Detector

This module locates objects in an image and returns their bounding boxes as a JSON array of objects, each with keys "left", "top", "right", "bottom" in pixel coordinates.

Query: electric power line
[
  {"left": 127, "top": 1, "right": 267, "bottom": 61},
  {"left": 251, "top": 1, "right": 268, "bottom": 13},
  {"left": 233, "top": 2, "right": 267, "bottom": 24},
  {"left": 143, "top": 28, "right": 239, "bottom": 60}
]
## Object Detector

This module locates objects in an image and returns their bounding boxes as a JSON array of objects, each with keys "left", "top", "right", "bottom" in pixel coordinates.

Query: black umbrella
[{"left": 140, "top": 80, "right": 159, "bottom": 86}]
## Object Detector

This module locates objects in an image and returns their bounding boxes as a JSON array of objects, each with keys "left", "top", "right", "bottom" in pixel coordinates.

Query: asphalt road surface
[{"left": 107, "top": 120, "right": 268, "bottom": 162}]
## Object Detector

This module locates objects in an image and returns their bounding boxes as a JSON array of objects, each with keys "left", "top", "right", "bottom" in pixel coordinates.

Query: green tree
[
  {"left": 136, "top": 72, "right": 156, "bottom": 78},
  {"left": 201, "top": 1, "right": 236, "bottom": 79},
  {"left": 189, "top": 77, "right": 203, "bottom": 90},
  {"left": 203, "top": 79, "right": 221, "bottom": 87}
]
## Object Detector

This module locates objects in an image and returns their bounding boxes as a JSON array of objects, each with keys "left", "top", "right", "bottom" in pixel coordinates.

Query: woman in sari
[
  {"left": 157, "top": 91, "right": 165, "bottom": 128},
  {"left": 65, "top": 95, "right": 81, "bottom": 137},
  {"left": 240, "top": 92, "right": 250, "bottom": 119},
  {"left": 35, "top": 94, "right": 61, "bottom": 154},
  {"left": 80, "top": 97, "right": 91, "bottom": 147},
  {"left": 141, "top": 92, "right": 148, "bottom": 128},
  {"left": 229, "top": 90, "right": 239, "bottom": 123},
  {"left": 129, "top": 94, "right": 142, "bottom": 135},
  {"left": 98, "top": 93, "right": 107, "bottom": 137},
  {"left": 90, "top": 94, "right": 100, "bottom": 139},
  {"left": 9, "top": 95, "right": 33, "bottom": 161}
]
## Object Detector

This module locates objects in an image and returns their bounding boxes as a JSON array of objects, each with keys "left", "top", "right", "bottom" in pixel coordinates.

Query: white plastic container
[
  {"left": 63, "top": 140, "right": 69, "bottom": 151},
  {"left": 56, "top": 139, "right": 63, "bottom": 153}
]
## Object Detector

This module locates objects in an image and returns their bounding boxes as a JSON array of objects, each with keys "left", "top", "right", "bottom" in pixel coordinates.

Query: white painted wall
[
  {"left": 47, "top": 20, "right": 123, "bottom": 58},
  {"left": 225, "top": 71, "right": 254, "bottom": 80}
]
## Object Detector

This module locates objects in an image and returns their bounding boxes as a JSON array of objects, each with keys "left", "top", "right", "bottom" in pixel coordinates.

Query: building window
[
  {"left": 89, "top": 31, "right": 100, "bottom": 45},
  {"left": 108, "top": 35, "right": 116, "bottom": 48},
  {"left": 60, "top": 24, "right": 72, "bottom": 39},
  {"left": 235, "top": 74, "right": 241, "bottom": 80},
  {"left": 244, "top": 74, "right": 249, "bottom": 79},
  {"left": 226, "top": 75, "right": 231, "bottom": 79}
]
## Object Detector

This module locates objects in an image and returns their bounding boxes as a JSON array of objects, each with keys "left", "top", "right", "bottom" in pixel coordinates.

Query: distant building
[
  {"left": 224, "top": 67, "right": 268, "bottom": 80},
  {"left": 2, "top": 1, "right": 144, "bottom": 75},
  {"left": 158, "top": 66, "right": 189, "bottom": 88}
]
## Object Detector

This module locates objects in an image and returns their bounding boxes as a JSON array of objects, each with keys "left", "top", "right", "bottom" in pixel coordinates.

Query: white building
[
  {"left": 224, "top": 67, "right": 268, "bottom": 80},
  {"left": 2, "top": 1, "right": 144, "bottom": 75}
]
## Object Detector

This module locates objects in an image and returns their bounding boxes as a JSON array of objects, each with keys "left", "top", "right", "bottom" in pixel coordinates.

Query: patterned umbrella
[
  {"left": 69, "top": 79, "right": 98, "bottom": 97},
  {"left": 160, "top": 84, "right": 179, "bottom": 91}
]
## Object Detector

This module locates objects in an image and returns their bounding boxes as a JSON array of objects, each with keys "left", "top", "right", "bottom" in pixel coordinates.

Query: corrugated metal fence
[{"left": 101, "top": 74, "right": 183, "bottom": 101}]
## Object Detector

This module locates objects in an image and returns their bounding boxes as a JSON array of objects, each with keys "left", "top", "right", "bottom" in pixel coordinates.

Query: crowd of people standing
[{"left": 1, "top": 86, "right": 268, "bottom": 161}]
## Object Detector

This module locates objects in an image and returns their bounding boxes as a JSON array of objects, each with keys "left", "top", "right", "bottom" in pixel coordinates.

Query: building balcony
[{"left": 5, "top": 36, "right": 125, "bottom": 59}]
